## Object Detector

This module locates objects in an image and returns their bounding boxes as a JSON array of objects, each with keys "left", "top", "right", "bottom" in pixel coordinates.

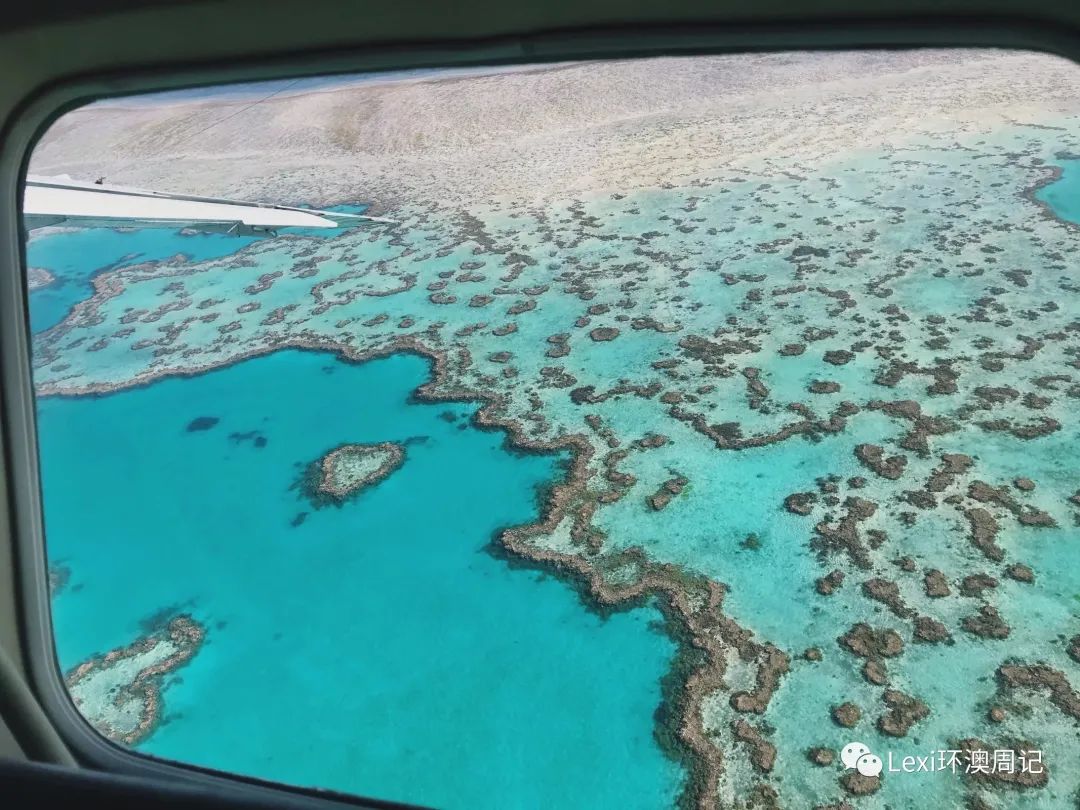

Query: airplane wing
[{"left": 23, "top": 175, "right": 396, "bottom": 235}]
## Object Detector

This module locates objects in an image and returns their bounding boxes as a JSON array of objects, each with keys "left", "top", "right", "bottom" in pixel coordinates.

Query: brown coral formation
[
  {"left": 854, "top": 444, "right": 907, "bottom": 480},
  {"left": 808, "top": 747, "right": 834, "bottom": 766},
  {"left": 861, "top": 577, "right": 913, "bottom": 618},
  {"left": 996, "top": 663, "right": 1080, "bottom": 720},
  {"left": 816, "top": 569, "right": 845, "bottom": 596},
  {"left": 862, "top": 659, "right": 889, "bottom": 686},
  {"left": 913, "top": 615, "right": 951, "bottom": 644},
  {"left": 1004, "top": 563, "right": 1035, "bottom": 584},
  {"left": 308, "top": 441, "right": 405, "bottom": 503},
  {"left": 876, "top": 689, "right": 930, "bottom": 737},
  {"left": 647, "top": 476, "right": 689, "bottom": 511},
  {"left": 589, "top": 327, "right": 620, "bottom": 342},
  {"left": 961, "top": 606, "right": 1011, "bottom": 639},
  {"left": 924, "top": 569, "right": 951, "bottom": 598},
  {"left": 729, "top": 645, "right": 791, "bottom": 714},
  {"left": 967, "top": 480, "right": 1057, "bottom": 528},
  {"left": 732, "top": 719, "right": 776, "bottom": 773},
  {"left": 831, "top": 702, "right": 862, "bottom": 728},
  {"left": 839, "top": 623, "right": 904, "bottom": 659},
  {"left": 959, "top": 573, "right": 999, "bottom": 597},
  {"left": 784, "top": 491, "right": 817, "bottom": 516},
  {"left": 964, "top": 508, "right": 1005, "bottom": 561},
  {"left": 840, "top": 771, "right": 880, "bottom": 796},
  {"left": 927, "top": 453, "right": 974, "bottom": 492},
  {"left": 811, "top": 497, "right": 880, "bottom": 569},
  {"left": 65, "top": 615, "right": 205, "bottom": 746}
]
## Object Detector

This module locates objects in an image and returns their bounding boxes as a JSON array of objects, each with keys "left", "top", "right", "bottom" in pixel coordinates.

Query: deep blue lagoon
[{"left": 37, "top": 345, "right": 683, "bottom": 809}]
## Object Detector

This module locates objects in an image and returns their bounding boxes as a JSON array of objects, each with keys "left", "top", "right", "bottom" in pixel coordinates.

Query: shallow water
[
  {"left": 38, "top": 348, "right": 683, "bottom": 809},
  {"left": 26, "top": 228, "right": 259, "bottom": 333},
  {"left": 25, "top": 204, "right": 367, "bottom": 333},
  {"left": 1035, "top": 157, "right": 1080, "bottom": 226},
  {"left": 27, "top": 124, "right": 1080, "bottom": 808}
]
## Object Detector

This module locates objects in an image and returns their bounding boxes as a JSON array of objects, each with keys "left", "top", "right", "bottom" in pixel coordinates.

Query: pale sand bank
[{"left": 30, "top": 50, "right": 1080, "bottom": 209}]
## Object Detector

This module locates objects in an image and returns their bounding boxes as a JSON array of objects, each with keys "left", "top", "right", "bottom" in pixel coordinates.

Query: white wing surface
[{"left": 23, "top": 175, "right": 395, "bottom": 235}]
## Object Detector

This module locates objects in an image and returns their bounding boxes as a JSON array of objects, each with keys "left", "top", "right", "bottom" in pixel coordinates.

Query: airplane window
[{"left": 21, "top": 50, "right": 1080, "bottom": 809}]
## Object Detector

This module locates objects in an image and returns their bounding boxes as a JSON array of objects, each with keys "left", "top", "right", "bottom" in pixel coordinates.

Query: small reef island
[
  {"left": 26, "top": 49, "right": 1080, "bottom": 809},
  {"left": 26, "top": 266, "right": 55, "bottom": 291},
  {"left": 65, "top": 616, "right": 205, "bottom": 746},
  {"left": 306, "top": 442, "right": 405, "bottom": 505}
]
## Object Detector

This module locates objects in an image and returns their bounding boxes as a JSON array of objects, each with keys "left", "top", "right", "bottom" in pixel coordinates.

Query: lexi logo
[{"left": 841, "top": 742, "right": 883, "bottom": 777}]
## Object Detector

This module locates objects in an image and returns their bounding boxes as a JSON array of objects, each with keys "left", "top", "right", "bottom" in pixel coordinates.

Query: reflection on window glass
[{"left": 23, "top": 50, "right": 1080, "bottom": 809}]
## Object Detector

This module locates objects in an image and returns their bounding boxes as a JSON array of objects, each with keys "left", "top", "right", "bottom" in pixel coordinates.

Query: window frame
[{"left": 2, "top": 14, "right": 1080, "bottom": 808}]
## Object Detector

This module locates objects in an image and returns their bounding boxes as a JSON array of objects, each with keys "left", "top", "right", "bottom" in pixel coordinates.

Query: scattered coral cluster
[{"left": 37, "top": 51, "right": 1080, "bottom": 808}]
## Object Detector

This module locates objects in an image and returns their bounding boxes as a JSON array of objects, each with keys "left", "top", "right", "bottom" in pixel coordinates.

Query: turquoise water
[
  {"left": 28, "top": 128, "right": 1080, "bottom": 809},
  {"left": 26, "top": 204, "right": 367, "bottom": 333},
  {"left": 1035, "top": 157, "right": 1080, "bottom": 224},
  {"left": 26, "top": 229, "right": 258, "bottom": 333},
  {"left": 37, "top": 348, "right": 683, "bottom": 810}
]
